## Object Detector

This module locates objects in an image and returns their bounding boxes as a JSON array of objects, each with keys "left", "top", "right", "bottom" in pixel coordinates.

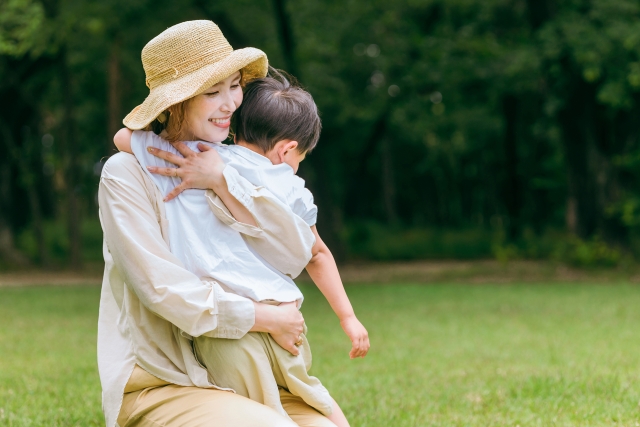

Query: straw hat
[{"left": 123, "top": 20, "right": 268, "bottom": 130}]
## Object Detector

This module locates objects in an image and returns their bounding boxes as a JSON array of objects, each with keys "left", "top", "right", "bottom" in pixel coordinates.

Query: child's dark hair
[{"left": 234, "top": 67, "right": 321, "bottom": 153}]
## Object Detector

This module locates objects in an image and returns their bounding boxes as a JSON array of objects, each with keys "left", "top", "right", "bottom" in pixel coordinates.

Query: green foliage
[
  {"left": 4, "top": 283, "right": 640, "bottom": 425},
  {"left": 345, "top": 223, "right": 494, "bottom": 260},
  {"left": 0, "top": 0, "right": 44, "bottom": 57},
  {"left": 15, "top": 219, "right": 103, "bottom": 264},
  {"left": 552, "top": 236, "right": 625, "bottom": 268},
  {"left": 4, "top": 0, "right": 640, "bottom": 266},
  {"left": 492, "top": 229, "right": 626, "bottom": 267}
]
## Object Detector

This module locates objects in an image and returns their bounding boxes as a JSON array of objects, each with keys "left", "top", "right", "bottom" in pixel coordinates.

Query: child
[{"left": 115, "top": 69, "right": 368, "bottom": 427}]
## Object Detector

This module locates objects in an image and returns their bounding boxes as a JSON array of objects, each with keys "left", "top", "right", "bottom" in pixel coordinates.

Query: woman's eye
[
  {"left": 206, "top": 91, "right": 219, "bottom": 97},
  {"left": 231, "top": 84, "right": 240, "bottom": 89}
]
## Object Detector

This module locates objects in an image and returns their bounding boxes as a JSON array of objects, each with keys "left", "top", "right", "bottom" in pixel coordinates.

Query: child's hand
[{"left": 340, "top": 316, "right": 370, "bottom": 359}]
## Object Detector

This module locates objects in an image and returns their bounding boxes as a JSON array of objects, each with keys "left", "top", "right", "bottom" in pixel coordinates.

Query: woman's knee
[{"left": 122, "top": 385, "right": 297, "bottom": 427}]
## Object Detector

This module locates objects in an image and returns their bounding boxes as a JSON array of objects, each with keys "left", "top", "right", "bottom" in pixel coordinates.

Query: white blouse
[{"left": 130, "top": 131, "right": 317, "bottom": 305}]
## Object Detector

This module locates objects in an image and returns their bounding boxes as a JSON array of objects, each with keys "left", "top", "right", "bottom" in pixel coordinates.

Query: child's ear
[{"left": 282, "top": 140, "right": 299, "bottom": 155}]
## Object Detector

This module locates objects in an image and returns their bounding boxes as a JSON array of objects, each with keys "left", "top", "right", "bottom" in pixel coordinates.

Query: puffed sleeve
[
  {"left": 290, "top": 187, "right": 317, "bottom": 227},
  {"left": 205, "top": 165, "right": 316, "bottom": 279}
]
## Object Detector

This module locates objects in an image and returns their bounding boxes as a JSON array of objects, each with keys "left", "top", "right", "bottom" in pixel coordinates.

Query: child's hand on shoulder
[{"left": 340, "top": 316, "right": 370, "bottom": 359}]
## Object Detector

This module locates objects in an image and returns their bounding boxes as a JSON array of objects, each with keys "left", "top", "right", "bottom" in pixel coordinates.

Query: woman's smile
[{"left": 209, "top": 117, "right": 231, "bottom": 128}]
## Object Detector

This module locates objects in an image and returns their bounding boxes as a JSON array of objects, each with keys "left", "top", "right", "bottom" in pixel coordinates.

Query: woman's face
[{"left": 184, "top": 71, "right": 243, "bottom": 142}]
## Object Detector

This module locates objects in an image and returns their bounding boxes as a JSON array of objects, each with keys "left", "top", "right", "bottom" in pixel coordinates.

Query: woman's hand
[
  {"left": 252, "top": 302, "right": 304, "bottom": 356},
  {"left": 146, "top": 142, "right": 225, "bottom": 201}
]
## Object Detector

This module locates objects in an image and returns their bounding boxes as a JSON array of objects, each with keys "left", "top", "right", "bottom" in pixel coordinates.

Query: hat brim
[{"left": 123, "top": 47, "right": 268, "bottom": 130}]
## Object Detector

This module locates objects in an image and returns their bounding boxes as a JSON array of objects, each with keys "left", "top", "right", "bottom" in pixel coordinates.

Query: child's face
[{"left": 184, "top": 71, "right": 243, "bottom": 142}]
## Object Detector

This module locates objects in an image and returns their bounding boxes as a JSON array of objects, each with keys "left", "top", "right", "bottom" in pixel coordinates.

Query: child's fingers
[
  {"left": 359, "top": 342, "right": 369, "bottom": 357},
  {"left": 350, "top": 339, "right": 363, "bottom": 359},
  {"left": 358, "top": 336, "right": 370, "bottom": 358},
  {"left": 357, "top": 340, "right": 367, "bottom": 358},
  {"left": 361, "top": 336, "right": 370, "bottom": 357},
  {"left": 349, "top": 336, "right": 368, "bottom": 359}
]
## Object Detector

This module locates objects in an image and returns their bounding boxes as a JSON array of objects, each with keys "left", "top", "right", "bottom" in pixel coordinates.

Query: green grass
[{"left": 2, "top": 283, "right": 640, "bottom": 426}]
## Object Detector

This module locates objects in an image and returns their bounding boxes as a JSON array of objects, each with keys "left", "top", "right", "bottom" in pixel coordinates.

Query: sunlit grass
[
  {"left": 2, "top": 283, "right": 640, "bottom": 426},
  {"left": 0, "top": 287, "right": 102, "bottom": 426}
]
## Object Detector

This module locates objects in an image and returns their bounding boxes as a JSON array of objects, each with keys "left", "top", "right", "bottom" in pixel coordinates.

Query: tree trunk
[
  {"left": 0, "top": 222, "right": 29, "bottom": 266},
  {"left": 192, "top": 1, "right": 249, "bottom": 47},
  {"left": 60, "top": 49, "right": 83, "bottom": 269},
  {"left": 525, "top": 0, "right": 551, "bottom": 30},
  {"left": 503, "top": 95, "right": 520, "bottom": 240},
  {"left": 559, "top": 81, "right": 600, "bottom": 238},
  {"left": 272, "top": 0, "right": 298, "bottom": 77},
  {"left": 0, "top": 121, "right": 46, "bottom": 265},
  {"left": 380, "top": 136, "right": 398, "bottom": 225},
  {"left": 107, "top": 41, "right": 121, "bottom": 156},
  {"left": 0, "top": 163, "right": 28, "bottom": 266}
]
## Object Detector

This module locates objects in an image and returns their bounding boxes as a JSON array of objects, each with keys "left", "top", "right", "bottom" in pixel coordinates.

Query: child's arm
[
  {"left": 305, "top": 225, "right": 370, "bottom": 359},
  {"left": 114, "top": 128, "right": 133, "bottom": 153},
  {"left": 113, "top": 128, "right": 257, "bottom": 227}
]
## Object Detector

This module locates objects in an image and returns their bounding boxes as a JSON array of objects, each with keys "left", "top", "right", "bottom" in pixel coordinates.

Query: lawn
[{"left": 1, "top": 282, "right": 640, "bottom": 426}]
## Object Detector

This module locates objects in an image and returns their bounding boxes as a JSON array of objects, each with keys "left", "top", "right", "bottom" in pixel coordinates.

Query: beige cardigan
[{"left": 97, "top": 152, "right": 315, "bottom": 427}]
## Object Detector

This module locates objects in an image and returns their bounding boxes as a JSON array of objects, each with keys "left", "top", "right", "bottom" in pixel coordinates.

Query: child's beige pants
[{"left": 194, "top": 329, "right": 334, "bottom": 419}]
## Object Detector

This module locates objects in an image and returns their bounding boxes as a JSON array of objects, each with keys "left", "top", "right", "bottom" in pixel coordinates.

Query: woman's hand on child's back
[
  {"left": 340, "top": 316, "right": 370, "bottom": 359},
  {"left": 147, "top": 142, "right": 226, "bottom": 201}
]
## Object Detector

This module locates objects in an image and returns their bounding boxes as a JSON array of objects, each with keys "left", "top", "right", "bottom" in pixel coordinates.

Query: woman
[{"left": 98, "top": 21, "right": 335, "bottom": 427}]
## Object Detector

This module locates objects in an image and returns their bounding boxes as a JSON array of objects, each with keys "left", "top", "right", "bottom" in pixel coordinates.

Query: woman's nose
[{"left": 219, "top": 90, "right": 236, "bottom": 114}]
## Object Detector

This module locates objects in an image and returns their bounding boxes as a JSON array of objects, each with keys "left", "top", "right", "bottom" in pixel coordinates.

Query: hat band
[{"left": 144, "top": 45, "right": 234, "bottom": 89}]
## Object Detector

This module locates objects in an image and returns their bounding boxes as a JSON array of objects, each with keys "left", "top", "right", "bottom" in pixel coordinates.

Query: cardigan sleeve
[
  {"left": 205, "top": 164, "right": 316, "bottom": 279},
  {"left": 99, "top": 153, "right": 255, "bottom": 338}
]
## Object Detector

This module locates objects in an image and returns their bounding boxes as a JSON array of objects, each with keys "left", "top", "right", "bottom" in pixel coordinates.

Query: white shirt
[
  {"left": 131, "top": 131, "right": 317, "bottom": 305},
  {"left": 98, "top": 152, "right": 315, "bottom": 427}
]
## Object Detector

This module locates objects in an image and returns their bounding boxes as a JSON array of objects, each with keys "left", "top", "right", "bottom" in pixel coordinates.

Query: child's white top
[{"left": 131, "top": 131, "right": 317, "bottom": 305}]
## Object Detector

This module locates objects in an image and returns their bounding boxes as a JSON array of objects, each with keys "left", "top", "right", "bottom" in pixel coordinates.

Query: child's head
[{"left": 234, "top": 68, "right": 321, "bottom": 172}]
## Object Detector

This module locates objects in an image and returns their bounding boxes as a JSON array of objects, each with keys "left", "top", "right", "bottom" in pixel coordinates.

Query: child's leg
[
  {"left": 326, "top": 398, "right": 350, "bottom": 427},
  {"left": 195, "top": 331, "right": 339, "bottom": 425},
  {"left": 266, "top": 332, "right": 334, "bottom": 417},
  {"left": 193, "top": 332, "right": 288, "bottom": 418},
  {"left": 279, "top": 388, "right": 338, "bottom": 427}
]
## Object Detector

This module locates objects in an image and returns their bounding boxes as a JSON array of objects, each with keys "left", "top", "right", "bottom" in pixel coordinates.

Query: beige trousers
[
  {"left": 194, "top": 331, "right": 334, "bottom": 419},
  {"left": 117, "top": 367, "right": 336, "bottom": 427}
]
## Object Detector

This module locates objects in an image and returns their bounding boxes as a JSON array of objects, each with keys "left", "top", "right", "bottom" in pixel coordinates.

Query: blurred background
[{"left": 2, "top": 0, "right": 640, "bottom": 270}]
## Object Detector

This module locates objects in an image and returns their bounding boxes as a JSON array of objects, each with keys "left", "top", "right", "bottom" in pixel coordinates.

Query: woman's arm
[
  {"left": 99, "top": 153, "right": 303, "bottom": 353},
  {"left": 305, "top": 225, "right": 370, "bottom": 359},
  {"left": 99, "top": 153, "right": 253, "bottom": 337},
  {"left": 148, "top": 141, "right": 315, "bottom": 277}
]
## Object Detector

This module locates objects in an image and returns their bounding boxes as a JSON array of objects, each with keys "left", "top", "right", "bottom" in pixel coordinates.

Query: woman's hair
[
  {"left": 234, "top": 67, "right": 321, "bottom": 154},
  {"left": 145, "top": 101, "right": 191, "bottom": 143}
]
